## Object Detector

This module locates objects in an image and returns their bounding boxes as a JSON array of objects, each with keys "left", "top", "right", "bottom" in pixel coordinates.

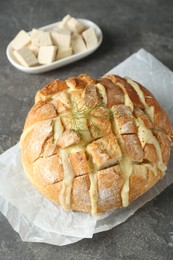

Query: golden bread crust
[
  {"left": 21, "top": 74, "right": 172, "bottom": 214},
  {"left": 24, "top": 101, "right": 57, "bottom": 130},
  {"left": 97, "top": 165, "right": 124, "bottom": 212}
]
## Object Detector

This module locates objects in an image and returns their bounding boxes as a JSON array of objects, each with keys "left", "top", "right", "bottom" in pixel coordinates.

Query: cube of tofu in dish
[
  {"left": 51, "top": 29, "right": 71, "bottom": 49},
  {"left": 27, "top": 43, "right": 39, "bottom": 56},
  {"left": 71, "top": 34, "right": 86, "bottom": 53},
  {"left": 82, "top": 28, "right": 98, "bottom": 49},
  {"left": 67, "top": 17, "right": 85, "bottom": 34},
  {"left": 30, "top": 29, "right": 52, "bottom": 47},
  {"left": 86, "top": 134, "right": 122, "bottom": 170},
  {"left": 38, "top": 46, "right": 57, "bottom": 64},
  {"left": 57, "top": 129, "right": 80, "bottom": 148},
  {"left": 69, "top": 150, "right": 91, "bottom": 176},
  {"left": 58, "top": 14, "right": 72, "bottom": 30},
  {"left": 56, "top": 47, "right": 72, "bottom": 60},
  {"left": 13, "top": 47, "right": 38, "bottom": 67},
  {"left": 12, "top": 30, "right": 31, "bottom": 50}
]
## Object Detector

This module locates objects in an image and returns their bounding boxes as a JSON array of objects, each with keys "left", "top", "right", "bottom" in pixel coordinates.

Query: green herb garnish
[{"left": 61, "top": 99, "right": 114, "bottom": 139}]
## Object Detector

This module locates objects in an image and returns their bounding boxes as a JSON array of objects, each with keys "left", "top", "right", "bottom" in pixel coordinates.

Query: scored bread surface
[{"left": 20, "top": 74, "right": 172, "bottom": 214}]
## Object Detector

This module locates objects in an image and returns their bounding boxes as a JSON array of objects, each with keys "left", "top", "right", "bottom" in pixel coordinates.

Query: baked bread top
[{"left": 20, "top": 74, "right": 172, "bottom": 214}]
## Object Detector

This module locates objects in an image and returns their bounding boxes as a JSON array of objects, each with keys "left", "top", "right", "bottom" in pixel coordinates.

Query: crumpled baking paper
[{"left": 0, "top": 48, "right": 173, "bottom": 246}]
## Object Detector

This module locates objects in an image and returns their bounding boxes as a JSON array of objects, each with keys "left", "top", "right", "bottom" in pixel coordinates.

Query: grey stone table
[{"left": 1, "top": 0, "right": 173, "bottom": 259}]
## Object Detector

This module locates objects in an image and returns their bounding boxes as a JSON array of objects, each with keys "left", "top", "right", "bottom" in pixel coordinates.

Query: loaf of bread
[{"left": 20, "top": 74, "right": 172, "bottom": 214}]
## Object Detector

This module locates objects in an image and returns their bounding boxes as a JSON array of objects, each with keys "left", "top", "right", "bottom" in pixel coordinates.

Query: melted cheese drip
[
  {"left": 110, "top": 85, "right": 163, "bottom": 206},
  {"left": 136, "top": 119, "right": 167, "bottom": 173},
  {"left": 54, "top": 113, "right": 85, "bottom": 210},
  {"left": 54, "top": 117, "right": 64, "bottom": 143},
  {"left": 58, "top": 141, "right": 86, "bottom": 210},
  {"left": 120, "top": 157, "right": 133, "bottom": 207},
  {"left": 96, "top": 83, "right": 107, "bottom": 105},
  {"left": 53, "top": 114, "right": 83, "bottom": 210},
  {"left": 55, "top": 89, "right": 94, "bottom": 212},
  {"left": 89, "top": 172, "right": 98, "bottom": 215},
  {"left": 126, "top": 78, "right": 167, "bottom": 175},
  {"left": 111, "top": 115, "right": 133, "bottom": 207},
  {"left": 126, "top": 78, "right": 154, "bottom": 122},
  {"left": 58, "top": 148, "right": 74, "bottom": 210},
  {"left": 70, "top": 140, "right": 98, "bottom": 215},
  {"left": 125, "top": 78, "right": 166, "bottom": 175},
  {"left": 117, "top": 83, "right": 134, "bottom": 111},
  {"left": 124, "top": 93, "right": 134, "bottom": 111},
  {"left": 69, "top": 135, "right": 97, "bottom": 215}
]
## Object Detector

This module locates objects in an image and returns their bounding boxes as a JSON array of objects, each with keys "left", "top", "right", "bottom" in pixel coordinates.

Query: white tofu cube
[
  {"left": 82, "top": 28, "right": 98, "bottom": 49},
  {"left": 13, "top": 47, "right": 38, "bottom": 67},
  {"left": 31, "top": 29, "right": 52, "bottom": 47},
  {"left": 56, "top": 47, "right": 72, "bottom": 60},
  {"left": 58, "top": 14, "right": 72, "bottom": 30},
  {"left": 38, "top": 46, "right": 57, "bottom": 64},
  {"left": 27, "top": 43, "right": 39, "bottom": 56},
  {"left": 11, "top": 30, "right": 31, "bottom": 50},
  {"left": 67, "top": 17, "right": 85, "bottom": 34},
  {"left": 51, "top": 29, "right": 71, "bottom": 48},
  {"left": 62, "top": 14, "right": 72, "bottom": 24},
  {"left": 71, "top": 34, "right": 86, "bottom": 53}
]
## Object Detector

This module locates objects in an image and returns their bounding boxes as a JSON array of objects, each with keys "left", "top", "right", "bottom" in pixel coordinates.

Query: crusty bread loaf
[{"left": 20, "top": 74, "right": 172, "bottom": 214}]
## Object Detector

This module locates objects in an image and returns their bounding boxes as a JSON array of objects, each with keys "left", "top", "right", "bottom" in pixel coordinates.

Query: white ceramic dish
[{"left": 6, "top": 19, "right": 103, "bottom": 74}]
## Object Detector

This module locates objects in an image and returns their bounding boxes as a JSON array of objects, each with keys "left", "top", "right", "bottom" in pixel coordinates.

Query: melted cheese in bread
[
  {"left": 136, "top": 119, "right": 166, "bottom": 173},
  {"left": 116, "top": 82, "right": 134, "bottom": 111},
  {"left": 120, "top": 157, "right": 133, "bottom": 207},
  {"left": 89, "top": 172, "right": 98, "bottom": 215},
  {"left": 126, "top": 78, "right": 154, "bottom": 122}
]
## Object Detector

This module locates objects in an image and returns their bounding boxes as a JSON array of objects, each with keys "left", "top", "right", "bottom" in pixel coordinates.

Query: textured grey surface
[{"left": 0, "top": 0, "right": 173, "bottom": 259}]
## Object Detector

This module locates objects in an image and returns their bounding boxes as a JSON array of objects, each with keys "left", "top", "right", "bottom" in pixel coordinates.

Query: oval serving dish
[{"left": 6, "top": 19, "right": 103, "bottom": 74}]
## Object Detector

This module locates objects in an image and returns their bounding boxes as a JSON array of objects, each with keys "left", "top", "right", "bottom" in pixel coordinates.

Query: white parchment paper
[{"left": 0, "top": 49, "right": 173, "bottom": 246}]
